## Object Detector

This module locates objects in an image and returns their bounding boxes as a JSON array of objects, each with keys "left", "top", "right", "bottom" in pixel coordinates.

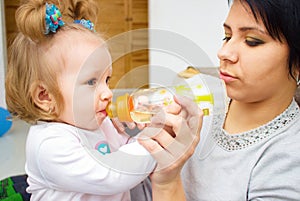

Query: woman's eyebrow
[
  {"left": 223, "top": 23, "right": 231, "bottom": 30},
  {"left": 223, "top": 23, "right": 267, "bottom": 35}
]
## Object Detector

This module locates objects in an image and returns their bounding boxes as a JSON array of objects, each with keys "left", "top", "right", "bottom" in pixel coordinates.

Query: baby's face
[{"left": 57, "top": 33, "right": 113, "bottom": 130}]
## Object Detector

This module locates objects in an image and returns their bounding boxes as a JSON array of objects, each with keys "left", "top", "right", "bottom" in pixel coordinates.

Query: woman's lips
[{"left": 219, "top": 71, "right": 237, "bottom": 83}]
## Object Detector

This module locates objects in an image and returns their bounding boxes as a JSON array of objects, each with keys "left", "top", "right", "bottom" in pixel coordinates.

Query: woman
[{"left": 137, "top": 0, "right": 300, "bottom": 200}]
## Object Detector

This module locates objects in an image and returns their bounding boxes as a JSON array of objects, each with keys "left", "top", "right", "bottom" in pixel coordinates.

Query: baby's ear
[{"left": 31, "top": 83, "right": 55, "bottom": 113}]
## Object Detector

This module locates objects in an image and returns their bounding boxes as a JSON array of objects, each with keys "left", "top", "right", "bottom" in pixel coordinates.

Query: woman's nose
[{"left": 217, "top": 41, "right": 238, "bottom": 63}]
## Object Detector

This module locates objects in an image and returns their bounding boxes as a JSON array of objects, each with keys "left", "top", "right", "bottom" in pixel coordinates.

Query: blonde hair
[{"left": 5, "top": 0, "right": 100, "bottom": 123}]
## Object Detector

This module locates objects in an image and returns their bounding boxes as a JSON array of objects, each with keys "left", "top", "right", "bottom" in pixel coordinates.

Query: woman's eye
[
  {"left": 245, "top": 38, "right": 264, "bottom": 47},
  {"left": 222, "top": 34, "right": 231, "bottom": 42},
  {"left": 222, "top": 36, "right": 231, "bottom": 42},
  {"left": 87, "top": 78, "right": 97, "bottom": 86}
]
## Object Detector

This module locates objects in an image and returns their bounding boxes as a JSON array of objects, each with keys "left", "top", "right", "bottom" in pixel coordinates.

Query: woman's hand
[{"left": 138, "top": 95, "right": 203, "bottom": 200}]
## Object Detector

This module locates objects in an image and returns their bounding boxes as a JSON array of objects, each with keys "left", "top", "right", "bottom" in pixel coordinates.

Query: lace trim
[{"left": 213, "top": 100, "right": 300, "bottom": 151}]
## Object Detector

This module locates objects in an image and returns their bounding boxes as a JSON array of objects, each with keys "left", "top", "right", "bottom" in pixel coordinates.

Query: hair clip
[
  {"left": 45, "top": 3, "right": 65, "bottom": 34},
  {"left": 74, "top": 19, "right": 95, "bottom": 32}
]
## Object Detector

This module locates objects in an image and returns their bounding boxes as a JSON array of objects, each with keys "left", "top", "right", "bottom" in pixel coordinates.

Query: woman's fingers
[
  {"left": 150, "top": 104, "right": 202, "bottom": 145},
  {"left": 174, "top": 95, "right": 200, "bottom": 117},
  {"left": 138, "top": 95, "right": 203, "bottom": 189},
  {"left": 138, "top": 127, "right": 175, "bottom": 150},
  {"left": 139, "top": 125, "right": 199, "bottom": 172},
  {"left": 138, "top": 127, "right": 184, "bottom": 170},
  {"left": 139, "top": 109, "right": 202, "bottom": 171},
  {"left": 165, "top": 100, "right": 181, "bottom": 114}
]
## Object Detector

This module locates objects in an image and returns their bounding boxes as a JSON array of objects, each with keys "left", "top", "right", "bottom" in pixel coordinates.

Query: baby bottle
[{"left": 106, "top": 73, "right": 228, "bottom": 123}]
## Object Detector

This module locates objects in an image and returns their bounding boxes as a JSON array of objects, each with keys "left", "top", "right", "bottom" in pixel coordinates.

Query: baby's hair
[
  {"left": 15, "top": 0, "right": 98, "bottom": 42},
  {"left": 16, "top": 0, "right": 60, "bottom": 42},
  {"left": 5, "top": 0, "right": 102, "bottom": 123},
  {"left": 62, "top": 0, "right": 98, "bottom": 24}
]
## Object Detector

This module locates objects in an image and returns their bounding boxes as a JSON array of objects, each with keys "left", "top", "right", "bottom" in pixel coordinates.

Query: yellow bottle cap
[{"left": 106, "top": 93, "right": 133, "bottom": 122}]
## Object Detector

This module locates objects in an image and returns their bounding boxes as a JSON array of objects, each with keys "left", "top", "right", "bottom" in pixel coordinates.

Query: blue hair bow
[
  {"left": 74, "top": 19, "right": 95, "bottom": 32},
  {"left": 45, "top": 3, "right": 65, "bottom": 34}
]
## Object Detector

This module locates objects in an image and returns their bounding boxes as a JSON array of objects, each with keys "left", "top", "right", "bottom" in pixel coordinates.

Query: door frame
[{"left": 0, "top": 0, "right": 7, "bottom": 108}]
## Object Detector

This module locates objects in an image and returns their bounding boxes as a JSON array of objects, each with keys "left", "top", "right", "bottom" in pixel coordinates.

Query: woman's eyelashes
[
  {"left": 222, "top": 34, "right": 231, "bottom": 42},
  {"left": 245, "top": 37, "right": 265, "bottom": 47},
  {"left": 222, "top": 34, "right": 265, "bottom": 47}
]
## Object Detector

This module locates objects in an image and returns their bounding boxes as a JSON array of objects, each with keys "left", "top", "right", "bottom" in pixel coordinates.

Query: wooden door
[
  {"left": 96, "top": 0, "right": 149, "bottom": 88},
  {"left": 4, "top": 0, "right": 149, "bottom": 89}
]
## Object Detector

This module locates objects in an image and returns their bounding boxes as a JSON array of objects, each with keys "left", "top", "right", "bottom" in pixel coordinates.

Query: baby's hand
[{"left": 111, "top": 117, "right": 146, "bottom": 133}]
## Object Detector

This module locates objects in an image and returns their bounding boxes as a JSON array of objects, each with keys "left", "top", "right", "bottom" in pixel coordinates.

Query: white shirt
[{"left": 25, "top": 118, "right": 156, "bottom": 201}]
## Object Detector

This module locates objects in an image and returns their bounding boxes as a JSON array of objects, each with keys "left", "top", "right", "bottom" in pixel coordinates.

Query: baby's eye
[
  {"left": 87, "top": 78, "right": 97, "bottom": 86},
  {"left": 106, "top": 76, "right": 111, "bottom": 84},
  {"left": 245, "top": 37, "right": 264, "bottom": 47}
]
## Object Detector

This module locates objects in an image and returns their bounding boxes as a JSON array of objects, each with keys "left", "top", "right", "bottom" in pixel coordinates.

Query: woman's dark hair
[{"left": 230, "top": 0, "right": 300, "bottom": 80}]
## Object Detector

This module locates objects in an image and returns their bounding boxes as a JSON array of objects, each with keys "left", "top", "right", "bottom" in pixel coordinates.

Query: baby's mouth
[{"left": 97, "top": 109, "right": 107, "bottom": 117}]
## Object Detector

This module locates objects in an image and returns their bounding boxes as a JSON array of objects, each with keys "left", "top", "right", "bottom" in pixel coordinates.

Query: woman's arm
[{"left": 151, "top": 172, "right": 185, "bottom": 201}]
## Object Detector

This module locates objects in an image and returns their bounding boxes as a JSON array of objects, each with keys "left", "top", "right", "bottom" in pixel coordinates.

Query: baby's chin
[
  {"left": 95, "top": 112, "right": 107, "bottom": 126},
  {"left": 73, "top": 117, "right": 104, "bottom": 131}
]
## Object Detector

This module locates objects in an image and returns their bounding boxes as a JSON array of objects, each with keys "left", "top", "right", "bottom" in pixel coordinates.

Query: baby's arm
[{"left": 35, "top": 133, "right": 155, "bottom": 195}]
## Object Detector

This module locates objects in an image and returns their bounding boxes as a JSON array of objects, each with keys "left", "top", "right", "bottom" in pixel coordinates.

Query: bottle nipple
[{"left": 106, "top": 93, "right": 133, "bottom": 122}]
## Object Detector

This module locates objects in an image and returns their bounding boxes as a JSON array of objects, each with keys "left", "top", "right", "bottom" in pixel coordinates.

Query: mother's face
[{"left": 217, "top": 0, "right": 294, "bottom": 103}]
